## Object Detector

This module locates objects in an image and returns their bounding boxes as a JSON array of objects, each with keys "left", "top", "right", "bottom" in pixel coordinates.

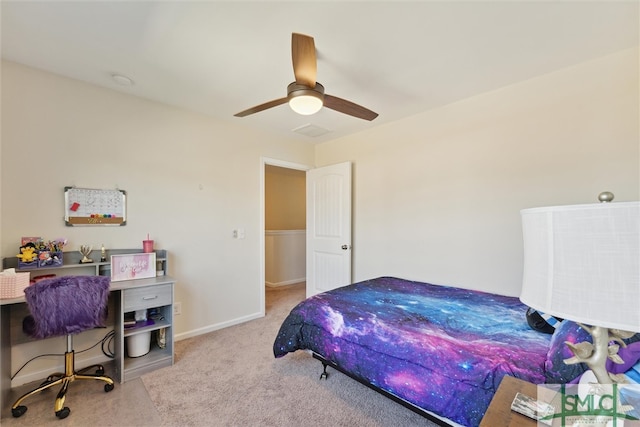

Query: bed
[{"left": 273, "top": 276, "right": 552, "bottom": 426}]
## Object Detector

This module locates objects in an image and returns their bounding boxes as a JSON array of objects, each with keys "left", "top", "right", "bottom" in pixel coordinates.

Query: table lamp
[{"left": 520, "top": 193, "right": 639, "bottom": 384}]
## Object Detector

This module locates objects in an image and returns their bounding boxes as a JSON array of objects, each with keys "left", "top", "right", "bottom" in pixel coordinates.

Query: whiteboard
[{"left": 64, "top": 187, "right": 127, "bottom": 226}]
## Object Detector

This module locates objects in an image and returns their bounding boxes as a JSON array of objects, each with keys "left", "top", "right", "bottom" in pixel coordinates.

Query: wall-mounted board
[{"left": 64, "top": 187, "right": 127, "bottom": 226}]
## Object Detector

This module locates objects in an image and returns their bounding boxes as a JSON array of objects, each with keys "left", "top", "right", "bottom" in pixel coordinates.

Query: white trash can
[{"left": 127, "top": 331, "right": 151, "bottom": 358}]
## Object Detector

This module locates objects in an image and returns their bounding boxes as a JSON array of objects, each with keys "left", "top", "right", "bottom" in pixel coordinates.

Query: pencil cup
[{"left": 143, "top": 240, "right": 154, "bottom": 253}]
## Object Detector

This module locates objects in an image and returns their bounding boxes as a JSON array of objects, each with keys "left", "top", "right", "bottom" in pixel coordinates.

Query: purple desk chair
[{"left": 11, "top": 276, "right": 115, "bottom": 419}]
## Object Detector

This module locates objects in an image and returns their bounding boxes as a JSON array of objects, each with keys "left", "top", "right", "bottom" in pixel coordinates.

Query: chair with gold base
[{"left": 11, "top": 275, "right": 115, "bottom": 419}]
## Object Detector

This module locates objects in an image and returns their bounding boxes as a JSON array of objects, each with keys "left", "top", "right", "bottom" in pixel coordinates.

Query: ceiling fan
[{"left": 234, "top": 33, "right": 378, "bottom": 121}]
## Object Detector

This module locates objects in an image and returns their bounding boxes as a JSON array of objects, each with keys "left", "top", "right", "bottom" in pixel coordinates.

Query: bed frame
[{"left": 312, "top": 352, "right": 453, "bottom": 426}]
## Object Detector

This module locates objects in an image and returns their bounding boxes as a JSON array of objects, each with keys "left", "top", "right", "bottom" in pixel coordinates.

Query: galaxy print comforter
[{"left": 273, "top": 276, "right": 552, "bottom": 426}]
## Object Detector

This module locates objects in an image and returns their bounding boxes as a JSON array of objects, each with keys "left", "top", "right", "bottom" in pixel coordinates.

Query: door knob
[{"left": 341, "top": 245, "right": 350, "bottom": 250}]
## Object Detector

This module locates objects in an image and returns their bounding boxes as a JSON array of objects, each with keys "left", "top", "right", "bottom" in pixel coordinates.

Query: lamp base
[{"left": 564, "top": 325, "right": 633, "bottom": 385}]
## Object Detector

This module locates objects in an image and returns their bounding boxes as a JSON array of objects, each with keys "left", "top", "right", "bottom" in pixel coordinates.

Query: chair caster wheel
[
  {"left": 12, "top": 405, "right": 27, "bottom": 418},
  {"left": 104, "top": 383, "right": 114, "bottom": 392},
  {"left": 56, "top": 407, "right": 70, "bottom": 419},
  {"left": 96, "top": 367, "right": 105, "bottom": 375}
]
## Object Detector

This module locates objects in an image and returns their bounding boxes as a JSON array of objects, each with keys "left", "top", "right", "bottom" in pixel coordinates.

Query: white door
[{"left": 306, "top": 161, "right": 352, "bottom": 297}]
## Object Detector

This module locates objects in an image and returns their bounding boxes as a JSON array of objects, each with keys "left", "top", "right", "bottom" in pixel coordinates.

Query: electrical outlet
[{"left": 174, "top": 302, "right": 182, "bottom": 316}]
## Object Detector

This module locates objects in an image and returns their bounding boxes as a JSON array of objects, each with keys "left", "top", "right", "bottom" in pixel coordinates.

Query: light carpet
[{"left": 140, "top": 283, "right": 439, "bottom": 426}]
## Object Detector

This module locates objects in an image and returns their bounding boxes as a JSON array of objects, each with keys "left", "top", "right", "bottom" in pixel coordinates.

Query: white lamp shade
[{"left": 520, "top": 201, "right": 640, "bottom": 332}]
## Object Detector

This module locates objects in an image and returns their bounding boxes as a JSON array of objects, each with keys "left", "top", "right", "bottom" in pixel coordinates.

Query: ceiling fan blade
[
  {"left": 324, "top": 94, "right": 378, "bottom": 121},
  {"left": 292, "top": 33, "right": 317, "bottom": 87},
  {"left": 234, "top": 97, "right": 289, "bottom": 117}
]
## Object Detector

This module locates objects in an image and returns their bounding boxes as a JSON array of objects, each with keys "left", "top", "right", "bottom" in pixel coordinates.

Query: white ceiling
[{"left": 2, "top": 1, "right": 638, "bottom": 144}]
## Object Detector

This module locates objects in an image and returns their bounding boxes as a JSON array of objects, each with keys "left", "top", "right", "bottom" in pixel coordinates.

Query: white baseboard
[
  {"left": 173, "top": 311, "right": 264, "bottom": 342},
  {"left": 265, "top": 278, "right": 305, "bottom": 288}
]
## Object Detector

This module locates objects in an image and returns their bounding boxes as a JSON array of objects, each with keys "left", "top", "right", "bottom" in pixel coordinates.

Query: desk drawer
[{"left": 123, "top": 284, "right": 172, "bottom": 312}]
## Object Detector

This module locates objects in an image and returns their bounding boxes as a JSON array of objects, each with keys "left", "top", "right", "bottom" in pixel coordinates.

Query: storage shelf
[
  {"left": 122, "top": 345, "right": 173, "bottom": 382},
  {"left": 3, "top": 249, "right": 167, "bottom": 278},
  {"left": 19, "top": 263, "right": 98, "bottom": 271},
  {"left": 124, "top": 319, "right": 171, "bottom": 337},
  {"left": 125, "top": 344, "right": 171, "bottom": 365}
]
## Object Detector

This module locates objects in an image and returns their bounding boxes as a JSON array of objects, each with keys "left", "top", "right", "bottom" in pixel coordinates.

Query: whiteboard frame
[{"left": 64, "top": 186, "right": 127, "bottom": 226}]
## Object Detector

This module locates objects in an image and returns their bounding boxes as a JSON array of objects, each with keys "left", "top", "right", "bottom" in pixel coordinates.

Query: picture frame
[{"left": 110, "top": 253, "right": 156, "bottom": 282}]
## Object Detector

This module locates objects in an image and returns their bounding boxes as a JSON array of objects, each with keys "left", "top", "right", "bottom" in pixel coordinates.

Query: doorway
[{"left": 260, "top": 158, "right": 310, "bottom": 314}]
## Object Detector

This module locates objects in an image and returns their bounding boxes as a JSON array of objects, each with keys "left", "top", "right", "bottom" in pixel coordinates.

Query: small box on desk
[
  {"left": 18, "top": 260, "right": 38, "bottom": 269},
  {"left": 37, "top": 251, "right": 63, "bottom": 268},
  {"left": 0, "top": 272, "right": 30, "bottom": 299}
]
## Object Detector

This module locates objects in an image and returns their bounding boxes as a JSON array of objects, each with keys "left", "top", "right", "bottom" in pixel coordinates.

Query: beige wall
[
  {"left": 265, "top": 165, "right": 305, "bottom": 230},
  {"left": 1, "top": 46, "right": 638, "bottom": 352},
  {"left": 0, "top": 60, "right": 315, "bottom": 342},
  {"left": 315, "top": 47, "right": 640, "bottom": 296}
]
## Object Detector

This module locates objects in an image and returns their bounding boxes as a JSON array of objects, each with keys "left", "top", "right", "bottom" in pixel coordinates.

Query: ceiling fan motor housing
[{"left": 287, "top": 82, "right": 325, "bottom": 100}]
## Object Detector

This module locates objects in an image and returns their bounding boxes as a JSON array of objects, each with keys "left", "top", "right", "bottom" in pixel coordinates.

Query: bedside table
[{"left": 480, "top": 376, "right": 542, "bottom": 426}]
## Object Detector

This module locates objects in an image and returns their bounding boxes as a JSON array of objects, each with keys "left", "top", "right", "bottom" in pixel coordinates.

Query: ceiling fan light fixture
[
  {"left": 288, "top": 82, "right": 324, "bottom": 115},
  {"left": 289, "top": 95, "right": 323, "bottom": 115}
]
